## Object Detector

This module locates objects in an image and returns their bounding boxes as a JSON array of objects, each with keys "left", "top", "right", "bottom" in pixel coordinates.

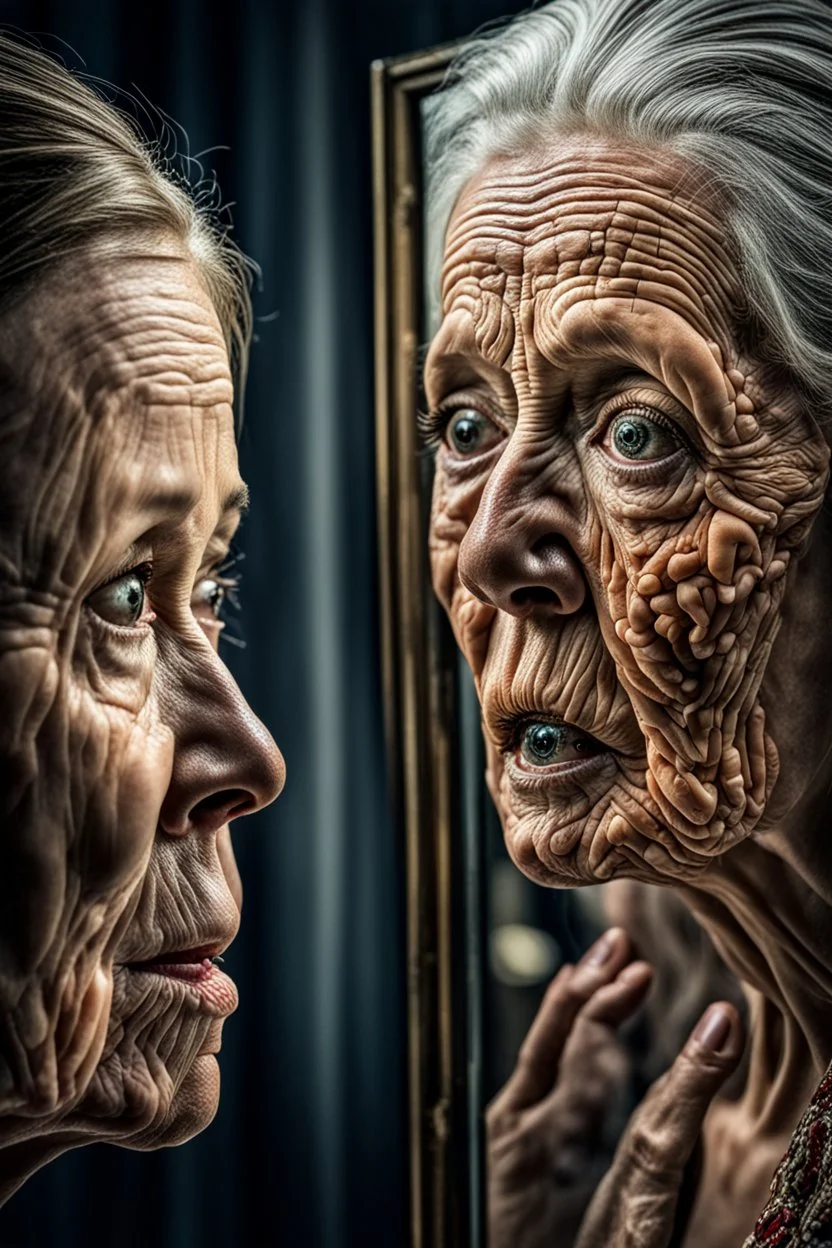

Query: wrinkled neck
[{"left": 683, "top": 813, "right": 832, "bottom": 1135}]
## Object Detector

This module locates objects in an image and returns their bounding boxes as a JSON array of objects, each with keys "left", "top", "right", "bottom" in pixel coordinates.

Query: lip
[{"left": 119, "top": 942, "right": 238, "bottom": 1019}]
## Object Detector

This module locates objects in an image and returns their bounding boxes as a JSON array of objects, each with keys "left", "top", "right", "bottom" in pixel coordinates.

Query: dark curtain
[{"left": 0, "top": 0, "right": 526, "bottom": 1244}]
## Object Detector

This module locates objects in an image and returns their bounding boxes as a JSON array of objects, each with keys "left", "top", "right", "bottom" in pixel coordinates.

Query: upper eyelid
[
  {"left": 589, "top": 390, "right": 698, "bottom": 448},
  {"left": 429, "top": 391, "right": 509, "bottom": 426}
]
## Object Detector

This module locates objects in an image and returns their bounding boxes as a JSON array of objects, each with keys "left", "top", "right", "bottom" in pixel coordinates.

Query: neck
[
  {"left": 0, "top": 1123, "right": 77, "bottom": 1206},
  {"left": 684, "top": 814, "right": 832, "bottom": 1137}
]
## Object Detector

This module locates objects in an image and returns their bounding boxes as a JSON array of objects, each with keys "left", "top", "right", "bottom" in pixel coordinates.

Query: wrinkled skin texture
[
  {"left": 487, "top": 926, "right": 745, "bottom": 1248},
  {"left": 427, "top": 139, "right": 832, "bottom": 1244},
  {"left": 487, "top": 928, "right": 641, "bottom": 1248},
  {"left": 426, "top": 140, "right": 829, "bottom": 887},
  {"left": 0, "top": 245, "right": 284, "bottom": 1196}
]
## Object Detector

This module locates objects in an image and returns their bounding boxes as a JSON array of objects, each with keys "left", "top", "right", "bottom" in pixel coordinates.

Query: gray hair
[{"left": 424, "top": 0, "right": 832, "bottom": 407}]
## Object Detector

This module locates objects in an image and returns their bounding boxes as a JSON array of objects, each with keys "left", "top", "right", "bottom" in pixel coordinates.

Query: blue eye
[
  {"left": 517, "top": 721, "right": 602, "bottom": 768},
  {"left": 607, "top": 408, "right": 680, "bottom": 462},
  {"left": 446, "top": 408, "right": 503, "bottom": 457},
  {"left": 87, "top": 564, "right": 153, "bottom": 627},
  {"left": 522, "top": 722, "right": 566, "bottom": 765}
]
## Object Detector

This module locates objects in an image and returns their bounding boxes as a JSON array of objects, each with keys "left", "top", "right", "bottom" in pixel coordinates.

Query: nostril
[
  {"left": 190, "top": 788, "right": 253, "bottom": 832},
  {"left": 510, "top": 586, "right": 561, "bottom": 611}
]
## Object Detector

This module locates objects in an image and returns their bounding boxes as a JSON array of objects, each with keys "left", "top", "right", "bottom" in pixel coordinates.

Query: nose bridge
[
  {"left": 479, "top": 421, "right": 557, "bottom": 529},
  {"left": 158, "top": 638, "right": 285, "bottom": 836},
  {"left": 457, "top": 420, "right": 586, "bottom": 619}
]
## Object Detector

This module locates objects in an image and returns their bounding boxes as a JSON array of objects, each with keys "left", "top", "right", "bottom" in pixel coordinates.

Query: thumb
[
  {"left": 621, "top": 1002, "right": 745, "bottom": 1186},
  {"left": 576, "top": 1002, "right": 744, "bottom": 1248}
]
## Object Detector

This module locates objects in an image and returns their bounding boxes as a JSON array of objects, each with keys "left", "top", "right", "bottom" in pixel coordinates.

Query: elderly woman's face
[
  {"left": 425, "top": 138, "right": 830, "bottom": 888},
  {"left": 0, "top": 247, "right": 283, "bottom": 1143}
]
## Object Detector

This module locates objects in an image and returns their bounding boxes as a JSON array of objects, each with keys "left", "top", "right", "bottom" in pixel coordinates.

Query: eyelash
[
  {"left": 91, "top": 559, "right": 154, "bottom": 598},
  {"left": 89, "top": 549, "right": 242, "bottom": 622},
  {"left": 214, "top": 543, "right": 243, "bottom": 601},
  {"left": 417, "top": 405, "right": 454, "bottom": 449},
  {"left": 593, "top": 397, "right": 690, "bottom": 450},
  {"left": 421, "top": 396, "right": 689, "bottom": 454},
  {"left": 207, "top": 543, "right": 245, "bottom": 645},
  {"left": 491, "top": 710, "right": 561, "bottom": 753}
]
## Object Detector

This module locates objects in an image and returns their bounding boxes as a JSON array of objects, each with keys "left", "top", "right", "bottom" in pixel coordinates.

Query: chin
[{"left": 127, "top": 1055, "right": 222, "bottom": 1150}]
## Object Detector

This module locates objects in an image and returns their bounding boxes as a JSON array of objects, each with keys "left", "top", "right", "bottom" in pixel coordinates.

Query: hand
[
  {"left": 575, "top": 999, "right": 744, "bottom": 1248},
  {"left": 488, "top": 927, "right": 652, "bottom": 1248}
]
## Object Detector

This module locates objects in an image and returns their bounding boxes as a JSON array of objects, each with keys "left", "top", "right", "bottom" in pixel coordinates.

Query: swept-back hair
[
  {"left": 425, "top": 0, "right": 832, "bottom": 407},
  {"left": 0, "top": 33, "right": 254, "bottom": 407}
]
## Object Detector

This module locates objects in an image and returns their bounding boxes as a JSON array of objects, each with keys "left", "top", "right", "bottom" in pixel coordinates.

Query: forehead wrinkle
[
  {"left": 444, "top": 198, "right": 738, "bottom": 330},
  {"left": 11, "top": 258, "right": 233, "bottom": 428},
  {"left": 437, "top": 149, "right": 744, "bottom": 436},
  {"left": 442, "top": 146, "right": 740, "bottom": 321},
  {"left": 535, "top": 297, "right": 735, "bottom": 441}
]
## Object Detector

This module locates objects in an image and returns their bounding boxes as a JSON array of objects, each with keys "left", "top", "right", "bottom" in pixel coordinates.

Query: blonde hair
[{"left": 0, "top": 33, "right": 254, "bottom": 403}]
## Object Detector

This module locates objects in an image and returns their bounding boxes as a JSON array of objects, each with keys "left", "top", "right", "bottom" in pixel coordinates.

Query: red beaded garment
[{"left": 745, "top": 1066, "right": 832, "bottom": 1246}]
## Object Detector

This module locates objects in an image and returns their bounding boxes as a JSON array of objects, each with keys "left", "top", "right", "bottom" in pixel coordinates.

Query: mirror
[{"left": 371, "top": 37, "right": 746, "bottom": 1248}]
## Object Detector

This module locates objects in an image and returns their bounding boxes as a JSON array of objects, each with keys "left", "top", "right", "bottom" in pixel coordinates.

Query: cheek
[
  {"left": 592, "top": 410, "right": 828, "bottom": 857},
  {"left": 217, "top": 828, "right": 242, "bottom": 914},
  {"left": 429, "top": 460, "right": 496, "bottom": 675},
  {"left": 0, "top": 630, "right": 169, "bottom": 1111}
]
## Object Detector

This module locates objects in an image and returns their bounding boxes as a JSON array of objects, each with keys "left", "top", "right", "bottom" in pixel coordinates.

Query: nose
[
  {"left": 159, "top": 653, "right": 285, "bottom": 839},
  {"left": 457, "top": 450, "right": 586, "bottom": 619}
]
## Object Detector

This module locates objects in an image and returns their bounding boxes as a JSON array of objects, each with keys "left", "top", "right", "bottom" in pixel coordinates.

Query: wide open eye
[
  {"left": 517, "top": 721, "right": 602, "bottom": 768},
  {"left": 192, "top": 577, "right": 227, "bottom": 624},
  {"left": 446, "top": 408, "right": 503, "bottom": 457},
  {"left": 86, "top": 564, "right": 153, "bottom": 628},
  {"left": 191, "top": 570, "right": 240, "bottom": 649},
  {"left": 605, "top": 407, "right": 681, "bottom": 463}
]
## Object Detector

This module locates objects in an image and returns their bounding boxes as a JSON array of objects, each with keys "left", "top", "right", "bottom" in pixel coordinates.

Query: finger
[
  {"left": 576, "top": 1001, "right": 744, "bottom": 1248},
  {"left": 629, "top": 1000, "right": 744, "bottom": 1174},
  {"left": 491, "top": 927, "right": 633, "bottom": 1114},
  {"left": 527, "top": 963, "right": 652, "bottom": 1139}
]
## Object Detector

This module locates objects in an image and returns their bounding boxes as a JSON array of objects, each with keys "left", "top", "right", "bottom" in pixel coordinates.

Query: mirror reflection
[{"left": 417, "top": 1, "right": 832, "bottom": 1243}]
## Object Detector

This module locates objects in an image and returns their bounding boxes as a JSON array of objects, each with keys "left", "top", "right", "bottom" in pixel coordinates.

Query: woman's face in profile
[
  {"left": 425, "top": 136, "right": 831, "bottom": 890},
  {"left": 0, "top": 245, "right": 283, "bottom": 1143}
]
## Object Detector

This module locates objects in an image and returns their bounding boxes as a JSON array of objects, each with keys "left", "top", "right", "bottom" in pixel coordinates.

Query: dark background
[{"left": 0, "top": 1, "right": 525, "bottom": 1245}]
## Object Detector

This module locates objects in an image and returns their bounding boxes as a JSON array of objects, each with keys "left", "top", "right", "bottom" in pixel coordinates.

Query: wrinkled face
[
  {"left": 0, "top": 244, "right": 284, "bottom": 1146},
  {"left": 426, "top": 139, "right": 830, "bottom": 888}
]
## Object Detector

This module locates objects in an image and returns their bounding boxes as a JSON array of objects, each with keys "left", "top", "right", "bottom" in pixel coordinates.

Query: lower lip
[{"left": 125, "top": 958, "right": 238, "bottom": 1019}]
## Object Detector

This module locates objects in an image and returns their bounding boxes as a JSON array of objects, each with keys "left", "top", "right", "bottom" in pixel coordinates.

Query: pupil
[
  {"left": 615, "top": 419, "right": 649, "bottom": 458},
  {"left": 525, "top": 723, "right": 562, "bottom": 763},
  {"left": 121, "top": 577, "right": 143, "bottom": 620},
  {"left": 452, "top": 416, "right": 479, "bottom": 451}
]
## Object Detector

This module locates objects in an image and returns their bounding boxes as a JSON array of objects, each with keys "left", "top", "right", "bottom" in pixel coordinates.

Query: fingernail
[
  {"left": 580, "top": 927, "right": 622, "bottom": 968},
  {"left": 693, "top": 1005, "right": 731, "bottom": 1052}
]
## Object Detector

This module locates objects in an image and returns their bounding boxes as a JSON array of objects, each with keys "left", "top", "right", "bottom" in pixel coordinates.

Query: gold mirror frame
[{"left": 371, "top": 42, "right": 483, "bottom": 1248}]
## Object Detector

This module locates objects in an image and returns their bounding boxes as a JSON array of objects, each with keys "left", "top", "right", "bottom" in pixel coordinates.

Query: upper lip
[
  {"left": 126, "top": 944, "right": 226, "bottom": 967},
  {"left": 117, "top": 929, "right": 237, "bottom": 967}
]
